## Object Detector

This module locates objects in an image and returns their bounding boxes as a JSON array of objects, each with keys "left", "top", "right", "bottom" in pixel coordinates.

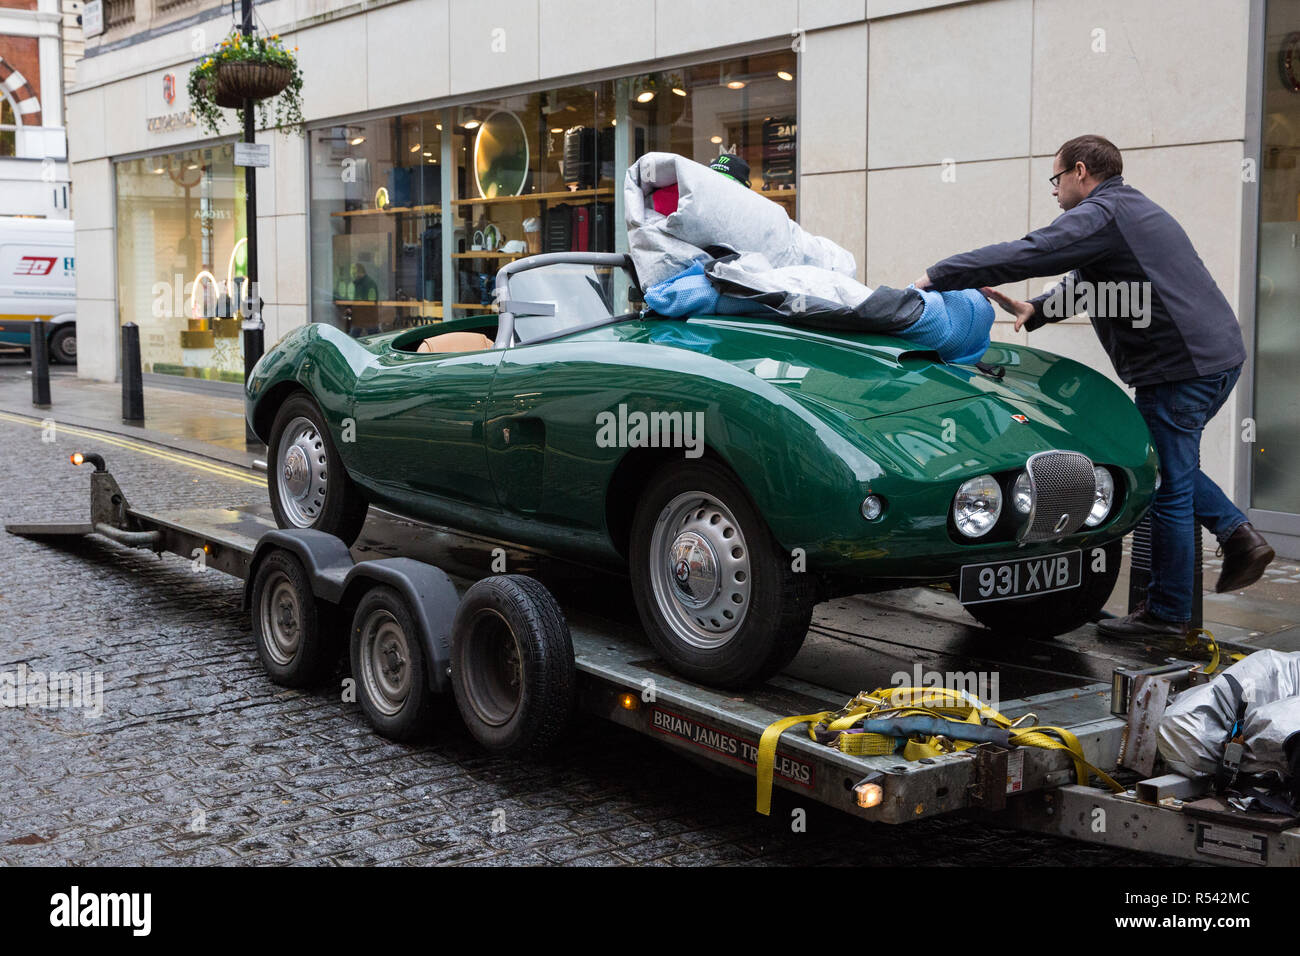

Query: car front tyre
[
  {"left": 629, "top": 460, "right": 816, "bottom": 689},
  {"left": 267, "top": 392, "right": 368, "bottom": 546}
]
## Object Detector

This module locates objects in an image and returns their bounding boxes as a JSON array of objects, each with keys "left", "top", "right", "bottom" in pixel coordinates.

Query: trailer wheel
[
  {"left": 350, "top": 584, "right": 434, "bottom": 741},
  {"left": 450, "top": 575, "right": 575, "bottom": 755},
  {"left": 251, "top": 549, "right": 331, "bottom": 687}
]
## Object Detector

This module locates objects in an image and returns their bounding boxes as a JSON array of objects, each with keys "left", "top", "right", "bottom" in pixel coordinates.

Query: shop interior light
[
  {"left": 463, "top": 119, "right": 480, "bottom": 129},
  {"left": 710, "top": 135, "right": 722, "bottom": 144},
  {"left": 186, "top": 162, "right": 199, "bottom": 170},
  {"left": 777, "top": 70, "right": 793, "bottom": 81},
  {"left": 349, "top": 135, "right": 365, "bottom": 146},
  {"left": 226, "top": 238, "right": 249, "bottom": 312},
  {"left": 434, "top": 123, "right": 442, "bottom": 131},
  {"left": 409, "top": 143, "right": 421, "bottom": 153},
  {"left": 423, "top": 151, "right": 433, "bottom": 157},
  {"left": 152, "top": 166, "right": 165, "bottom": 174},
  {"left": 672, "top": 87, "right": 687, "bottom": 96},
  {"left": 190, "top": 270, "right": 218, "bottom": 318},
  {"left": 550, "top": 126, "right": 563, "bottom": 133},
  {"left": 727, "top": 80, "right": 746, "bottom": 90},
  {"left": 636, "top": 90, "right": 656, "bottom": 103}
]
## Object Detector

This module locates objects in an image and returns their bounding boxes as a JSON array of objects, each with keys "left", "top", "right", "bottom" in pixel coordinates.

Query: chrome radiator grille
[{"left": 1020, "top": 451, "right": 1096, "bottom": 543}]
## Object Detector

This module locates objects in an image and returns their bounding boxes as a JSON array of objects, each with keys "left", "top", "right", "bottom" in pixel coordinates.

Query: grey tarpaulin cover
[
  {"left": 1157, "top": 650, "right": 1300, "bottom": 780},
  {"left": 625, "top": 151, "right": 857, "bottom": 290}
]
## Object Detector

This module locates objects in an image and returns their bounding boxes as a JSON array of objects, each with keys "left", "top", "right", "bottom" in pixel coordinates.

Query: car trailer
[{"left": 7, "top": 452, "right": 1300, "bottom": 867}]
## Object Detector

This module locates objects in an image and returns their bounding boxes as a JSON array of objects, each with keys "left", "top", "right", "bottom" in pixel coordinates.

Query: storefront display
[
  {"left": 114, "top": 145, "right": 247, "bottom": 382},
  {"left": 308, "top": 50, "right": 797, "bottom": 333}
]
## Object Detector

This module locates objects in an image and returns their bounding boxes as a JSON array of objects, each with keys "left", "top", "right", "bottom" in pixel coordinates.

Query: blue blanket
[{"left": 644, "top": 263, "right": 995, "bottom": 364}]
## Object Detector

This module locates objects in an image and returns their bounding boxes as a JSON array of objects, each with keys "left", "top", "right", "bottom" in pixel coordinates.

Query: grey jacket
[{"left": 925, "top": 176, "right": 1245, "bottom": 387}]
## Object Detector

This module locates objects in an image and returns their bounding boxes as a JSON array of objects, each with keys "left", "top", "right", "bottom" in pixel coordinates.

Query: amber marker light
[
  {"left": 618, "top": 692, "right": 639, "bottom": 711},
  {"left": 71, "top": 453, "right": 83, "bottom": 466},
  {"left": 854, "top": 783, "right": 883, "bottom": 809}
]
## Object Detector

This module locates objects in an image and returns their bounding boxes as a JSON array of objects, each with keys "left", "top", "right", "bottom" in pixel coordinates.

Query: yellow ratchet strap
[
  {"left": 755, "top": 711, "right": 832, "bottom": 815},
  {"left": 756, "top": 686, "right": 1125, "bottom": 813}
]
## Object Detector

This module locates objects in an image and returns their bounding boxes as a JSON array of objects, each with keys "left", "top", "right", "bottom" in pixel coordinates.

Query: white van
[{"left": 0, "top": 217, "right": 76, "bottom": 363}]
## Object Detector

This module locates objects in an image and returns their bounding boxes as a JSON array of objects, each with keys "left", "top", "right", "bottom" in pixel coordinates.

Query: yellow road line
[{"left": 0, "top": 410, "right": 264, "bottom": 486}]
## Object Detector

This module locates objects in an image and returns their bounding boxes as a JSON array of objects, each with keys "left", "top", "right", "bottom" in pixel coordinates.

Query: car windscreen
[{"left": 508, "top": 263, "right": 640, "bottom": 343}]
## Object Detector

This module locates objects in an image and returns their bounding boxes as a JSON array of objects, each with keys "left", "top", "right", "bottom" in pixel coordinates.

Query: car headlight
[
  {"left": 1012, "top": 472, "right": 1032, "bottom": 515},
  {"left": 953, "top": 474, "right": 1002, "bottom": 538},
  {"left": 1085, "top": 466, "right": 1114, "bottom": 527}
]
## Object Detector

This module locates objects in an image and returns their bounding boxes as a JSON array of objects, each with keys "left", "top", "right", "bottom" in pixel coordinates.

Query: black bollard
[
  {"left": 30, "top": 318, "right": 51, "bottom": 409},
  {"left": 121, "top": 322, "right": 145, "bottom": 424},
  {"left": 242, "top": 319, "right": 264, "bottom": 445}
]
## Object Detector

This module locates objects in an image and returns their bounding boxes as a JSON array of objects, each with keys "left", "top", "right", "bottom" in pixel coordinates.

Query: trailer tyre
[
  {"left": 251, "top": 549, "right": 331, "bottom": 687},
  {"left": 349, "top": 585, "right": 434, "bottom": 741},
  {"left": 450, "top": 575, "right": 575, "bottom": 755}
]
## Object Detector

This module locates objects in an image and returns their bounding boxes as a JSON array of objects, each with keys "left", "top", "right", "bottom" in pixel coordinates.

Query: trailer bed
[{"left": 10, "top": 489, "right": 1300, "bottom": 866}]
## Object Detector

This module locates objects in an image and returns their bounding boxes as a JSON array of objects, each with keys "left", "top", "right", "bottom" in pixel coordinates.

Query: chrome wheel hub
[
  {"left": 649, "top": 492, "right": 752, "bottom": 650},
  {"left": 276, "top": 417, "right": 328, "bottom": 527}
]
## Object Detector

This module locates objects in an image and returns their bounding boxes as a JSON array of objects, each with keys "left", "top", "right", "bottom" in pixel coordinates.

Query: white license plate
[{"left": 958, "top": 549, "right": 1082, "bottom": 605}]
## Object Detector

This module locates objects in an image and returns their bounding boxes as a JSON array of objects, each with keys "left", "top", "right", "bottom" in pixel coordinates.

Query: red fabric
[{"left": 651, "top": 185, "right": 679, "bottom": 216}]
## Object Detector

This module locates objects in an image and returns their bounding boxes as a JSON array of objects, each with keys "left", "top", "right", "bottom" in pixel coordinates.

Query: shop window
[
  {"left": 308, "top": 49, "right": 796, "bottom": 333},
  {"left": 310, "top": 112, "right": 445, "bottom": 337},
  {"left": 114, "top": 146, "right": 247, "bottom": 382}
]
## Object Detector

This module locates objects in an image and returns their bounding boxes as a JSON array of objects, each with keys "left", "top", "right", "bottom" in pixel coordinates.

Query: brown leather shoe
[
  {"left": 1216, "top": 522, "right": 1275, "bottom": 593},
  {"left": 1096, "top": 608, "right": 1190, "bottom": 639}
]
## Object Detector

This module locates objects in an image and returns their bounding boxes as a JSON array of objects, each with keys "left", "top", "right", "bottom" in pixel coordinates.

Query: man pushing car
[{"left": 913, "top": 134, "right": 1273, "bottom": 639}]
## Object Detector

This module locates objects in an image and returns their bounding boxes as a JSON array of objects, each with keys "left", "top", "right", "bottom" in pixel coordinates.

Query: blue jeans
[{"left": 1134, "top": 365, "right": 1247, "bottom": 623}]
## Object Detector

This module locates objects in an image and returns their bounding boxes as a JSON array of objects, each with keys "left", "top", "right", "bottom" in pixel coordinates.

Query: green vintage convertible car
[{"left": 246, "top": 252, "right": 1157, "bottom": 687}]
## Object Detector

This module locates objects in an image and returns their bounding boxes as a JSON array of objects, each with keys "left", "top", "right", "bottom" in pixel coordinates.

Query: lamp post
[{"left": 240, "top": 0, "right": 264, "bottom": 445}]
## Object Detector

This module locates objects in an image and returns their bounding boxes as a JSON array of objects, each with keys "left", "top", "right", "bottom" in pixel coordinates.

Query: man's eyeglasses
[{"left": 1049, "top": 169, "right": 1066, "bottom": 188}]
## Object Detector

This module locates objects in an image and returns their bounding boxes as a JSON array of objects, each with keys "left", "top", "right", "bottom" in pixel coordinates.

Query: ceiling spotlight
[
  {"left": 186, "top": 163, "right": 199, "bottom": 170},
  {"left": 550, "top": 126, "right": 563, "bottom": 133},
  {"left": 153, "top": 166, "right": 164, "bottom": 174},
  {"left": 636, "top": 90, "right": 656, "bottom": 103},
  {"left": 709, "top": 135, "right": 722, "bottom": 144},
  {"left": 435, "top": 123, "right": 442, "bottom": 131},
  {"left": 672, "top": 87, "right": 687, "bottom": 96},
  {"left": 777, "top": 70, "right": 793, "bottom": 81},
  {"left": 409, "top": 143, "right": 421, "bottom": 152},
  {"left": 349, "top": 135, "right": 365, "bottom": 146},
  {"left": 726, "top": 80, "right": 746, "bottom": 90},
  {"left": 463, "top": 119, "right": 480, "bottom": 129}
]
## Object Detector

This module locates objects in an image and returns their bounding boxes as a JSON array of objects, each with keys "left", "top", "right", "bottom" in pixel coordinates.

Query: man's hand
[
  {"left": 980, "top": 287, "right": 1035, "bottom": 332},
  {"left": 912, "top": 272, "right": 932, "bottom": 290}
]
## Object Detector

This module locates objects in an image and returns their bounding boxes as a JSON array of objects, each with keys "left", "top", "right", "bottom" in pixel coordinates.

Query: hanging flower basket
[
  {"left": 216, "top": 61, "right": 292, "bottom": 104},
  {"left": 188, "top": 29, "right": 304, "bottom": 135}
]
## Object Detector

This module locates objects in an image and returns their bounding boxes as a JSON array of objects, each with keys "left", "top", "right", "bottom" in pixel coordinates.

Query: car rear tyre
[
  {"left": 268, "top": 393, "right": 368, "bottom": 546},
  {"left": 629, "top": 460, "right": 816, "bottom": 689},
  {"left": 964, "top": 539, "right": 1123, "bottom": 639},
  {"left": 49, "top": 326, "right": 76, "bottom": 364},
  {"left": 349, "top": 585, "right": 434, "bottom": 741},
  {"left": 450, "top": 575, "right": 576, "bottom": 755},
  {"left": 250, "top": 549, "right": 332, "bottom": 687}
]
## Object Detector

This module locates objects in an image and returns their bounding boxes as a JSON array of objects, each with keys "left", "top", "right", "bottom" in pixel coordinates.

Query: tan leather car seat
[{"left": 416, "top": 331, "right": 493, "bottom": 354}]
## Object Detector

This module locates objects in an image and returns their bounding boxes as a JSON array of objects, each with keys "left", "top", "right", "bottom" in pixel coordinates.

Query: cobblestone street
[{"left": 0, "top": 414, "right": 1175, "bottom": 865}]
